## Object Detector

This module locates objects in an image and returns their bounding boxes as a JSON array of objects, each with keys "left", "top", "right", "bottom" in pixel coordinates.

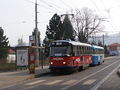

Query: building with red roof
[{"left": 108, "top": 43, "right": 120, "bottom": 55}]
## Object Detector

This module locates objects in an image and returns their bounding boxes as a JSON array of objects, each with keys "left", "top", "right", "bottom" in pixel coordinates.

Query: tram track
[{"left": 61, "top": 58, "right": 120, "bottom": 90}]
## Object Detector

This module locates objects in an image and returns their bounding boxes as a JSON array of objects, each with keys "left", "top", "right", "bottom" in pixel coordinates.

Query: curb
[
  {"left": 25, "top": 75, "right": 36, "bottom": 80},
  {"left": 35, "top": 72, "right": 51, "bottom": 78},
  {"left": 0, "top": 69, "right": 50, "bottom": 89},
  {"left": 26, "top": 70, "right": 50, "bottom": 79},
  {"left": 117, "top": 67, "right": 120, "bottom": 77}
]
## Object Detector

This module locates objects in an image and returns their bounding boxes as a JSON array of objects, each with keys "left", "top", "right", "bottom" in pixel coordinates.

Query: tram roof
[
  {"left": 92, "top": 45, "right": 104, "bottom": 49},
  {"left": 53, "top": 40, "right": 91, "bottom": 47}
]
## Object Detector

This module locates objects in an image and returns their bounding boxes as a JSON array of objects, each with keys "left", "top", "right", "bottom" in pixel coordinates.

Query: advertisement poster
[{"left": 17, "top": 49, "right": 28, "bottom": 67}]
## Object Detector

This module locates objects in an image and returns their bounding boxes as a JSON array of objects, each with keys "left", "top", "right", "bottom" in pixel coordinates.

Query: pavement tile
[
  {"left": 98, "top": 69, "right": 120, "bottom": 90},
  {"left": 0, "top": 66, "right": 50, "bottom": 88}
]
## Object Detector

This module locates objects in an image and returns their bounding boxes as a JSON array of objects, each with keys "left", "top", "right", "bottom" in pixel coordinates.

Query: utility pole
[
  {"left": 103, "top": 34, "right": 104, "bottom": 46},
  {"left": 35, "top": 0, "right": 38, "bottom": 30},
  {"left": 33, "top": 0, "right": 40, "bottom": 67}
]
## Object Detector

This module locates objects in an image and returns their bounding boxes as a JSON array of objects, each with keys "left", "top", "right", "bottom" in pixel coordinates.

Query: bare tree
[{"left": 73, "top": 8, "right": 105, "bottom": 43}]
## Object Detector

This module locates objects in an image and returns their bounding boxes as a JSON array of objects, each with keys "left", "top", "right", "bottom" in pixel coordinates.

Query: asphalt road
[{"left": 1, "top": 56, "right": 120, "bottom": 90}]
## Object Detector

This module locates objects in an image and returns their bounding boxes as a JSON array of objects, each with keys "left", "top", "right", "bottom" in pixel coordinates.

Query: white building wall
[{"left": 7, "top": 54, "right": 16, "bottom": 63}]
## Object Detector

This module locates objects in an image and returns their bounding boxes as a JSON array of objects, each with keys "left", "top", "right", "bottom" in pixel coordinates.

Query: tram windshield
[{"left": 50, "top": 46, "right": 71, "bottom": 57}]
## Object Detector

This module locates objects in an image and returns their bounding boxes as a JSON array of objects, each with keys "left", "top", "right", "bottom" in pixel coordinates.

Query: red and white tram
[{"left": 49, "top": 40, "right": 92, "bottom": 73}]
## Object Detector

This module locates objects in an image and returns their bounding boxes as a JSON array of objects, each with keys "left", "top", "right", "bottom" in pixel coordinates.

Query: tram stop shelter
[{"left": 16, "top": 46, "right": 44, "bottom": 74}]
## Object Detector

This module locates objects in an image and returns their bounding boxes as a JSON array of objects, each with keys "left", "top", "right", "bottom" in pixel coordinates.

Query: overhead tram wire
[
  {"left": 39, "top": 0, "right": 65, "bottom": 12},
  {"left": 100, "top": 0, "right": 117, "bottom": 32},
  {"left": 100, "top": 0, "right": 120, "bottom": 33},
  {"left": 58, "top": 0, "right": 73, "bottom": 9},
  {"left": 100, "top": 0, "right": 106, "bottom": 11},
  {"left": 109, "top": 0, "right": 119, "bottom": 10},
  {"left": 90, "top": 0, "right": 119, "bottom": 34},
  {"left": 90, "top": 0, "right": 105, "bottom": 16},
  {"left": 24, "top": 0, "right": 35, "bottom": 4},
  {"left": 40, "top": 0, "right": 66, "bottom": 11},
  {"left": 24, "top": 0, "right": 59, "bottom": 12},
  {"left": 109, "top": 14, "right": 120, "bottom": 33}
]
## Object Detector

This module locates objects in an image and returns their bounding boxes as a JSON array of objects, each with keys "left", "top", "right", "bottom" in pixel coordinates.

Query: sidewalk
[
  {"left": 98, "top": 69, "right": 120, "bottom": 90},
  {"left": 104, "top": 56, "right": 118, "bottom": 60},
  {"left": 0, "top": 66, "right": 50, "bottom": 89},
  {"left": 0, "top": 56, "right": 119, "bottom": 89}
]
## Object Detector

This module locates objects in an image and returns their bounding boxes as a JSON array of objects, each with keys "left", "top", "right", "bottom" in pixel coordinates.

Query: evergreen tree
[
  {"left": 46, "top": 13, "right": 63, "bottom": 40},
  {"left": 62, "top": 15, "right": 75, "bottom": 40},
  {"left": 44, "top": 13, "right": 63, "bottom": 57},
  {"left": 43, "top": 37, "right": 50, "bottom": 57},
  {"left": 0, "top": 27, "right": 9, "bottom": 59},
  {"left": 44, "top": 14, "right": 75, "bottom": 57}
]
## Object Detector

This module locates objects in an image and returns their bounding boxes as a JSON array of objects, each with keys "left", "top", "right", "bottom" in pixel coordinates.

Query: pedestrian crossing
[
  {"left": 25, "top": 79, "right": 96, "bottom": 86},
  {"left": 82, "top": 79, "right": 96, "bottom": 85},
  {"left": 25, "top": 80, "right": 45, "bottom": 85},
  {"left": 61, "top": 80, "right": 77, "bottom": 85},
  {"left": 45, "top": 80, "right": 62, "bottom": 85}
]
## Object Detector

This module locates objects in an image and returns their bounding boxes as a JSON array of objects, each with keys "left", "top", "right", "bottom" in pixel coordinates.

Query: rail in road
[{"left": 1, "top": 56, "right": 120, "bottom": 90}]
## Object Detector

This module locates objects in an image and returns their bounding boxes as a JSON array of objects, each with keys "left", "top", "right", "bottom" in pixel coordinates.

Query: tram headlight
[
  {"left": 63, "top": 61, "right": 66, "bottom": 64},
  {"left": 50, "top": 62, "right": 53, "bottom": 65}
]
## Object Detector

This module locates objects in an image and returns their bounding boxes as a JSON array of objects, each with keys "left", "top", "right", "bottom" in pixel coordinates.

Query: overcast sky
[{"left": 0, "top": 0, "right": 120, "bottom": 46}]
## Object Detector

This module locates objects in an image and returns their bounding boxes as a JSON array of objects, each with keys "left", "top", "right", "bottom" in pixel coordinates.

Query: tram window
[
  {"left": 98, "top": 49, "right": 100, "bottom": 54},
  {"left": 86, "top": 47, "right": 88, "bottom": 54},
  {"left": 75, "top": 46, "right": 77, "bottom": 56},
  {"left": 85, "top": 47, "right": 87, "bottom": 54},
  {"left": 89, "top": 47, "right": 91, "bottom": 54},
  {"left": 79, "top": 46, "right": 81, "bottom": 55},
  {"left": 90, "top": 48, "right": 91, "bottom": 54},
  {"left": 81, "top": 47, "right": 83, "bottom": 54},
  {"left": 77, "top": 46, "right": 79, "bottom": 56},
  {"left": 88, "top": 47, "right": 90, "bottom": 54},
  {"left": 73, "top": 46, "right": 77, "bottom": 56},
  {"left": 82, "top": 47, "right": 85, "bottom": 54},
  {"left": 96, "top": 50, "right": 97, "bottom": 54},
  {"left": 83, "top": 46, "right": 85, "bottom": 54},
  {"left": 82, "top": 47, "right": 84, "bottom": 54},
  {"left": 95, "top": 50, "right": 96, "bottom": 54},
  {"left": 82, "top": 48, "right": 84, "bottom": 54},
  {"left": 76, "top": 46, "right": 78, "bottom": 56},
  {"left": 79, "top": 47, "right": 82, "bottom": 54},
  {"left": 87, "top": 47, "right": 90, "bottom": 54},
  {"left": 73, "top": 46, "right": 75, "bottom": 56},
  {"left": 90, "top": 48, "right": 92, "bottom": 53},
  {"left": 85, "top": 47, "right": 86, "bottom": 54},
  {"left": 83, "top": 47, "right": 85, "bottom": 54},
  {"left": 85, "top": 47, "right": 88, "bottom": 54}
]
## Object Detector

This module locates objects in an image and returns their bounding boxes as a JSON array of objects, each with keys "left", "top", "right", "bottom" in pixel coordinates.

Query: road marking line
[
  {"left": 61, "top": 59, "right": 120, "bottom": 90},
  {"left": 44, "top": 80, "right": 62, "bottom": 85},
  {"left": 90, "top": 64, "right": 120, "bottom": 90},
  {"left": 25, "top": 80, "right": 45, "bottom": 85},
  {"left": 82, "top": 79, "right": 96, "bottom": 85},
  {"left": 62, "top": 80, "right": 77, "bottom": 85}
]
